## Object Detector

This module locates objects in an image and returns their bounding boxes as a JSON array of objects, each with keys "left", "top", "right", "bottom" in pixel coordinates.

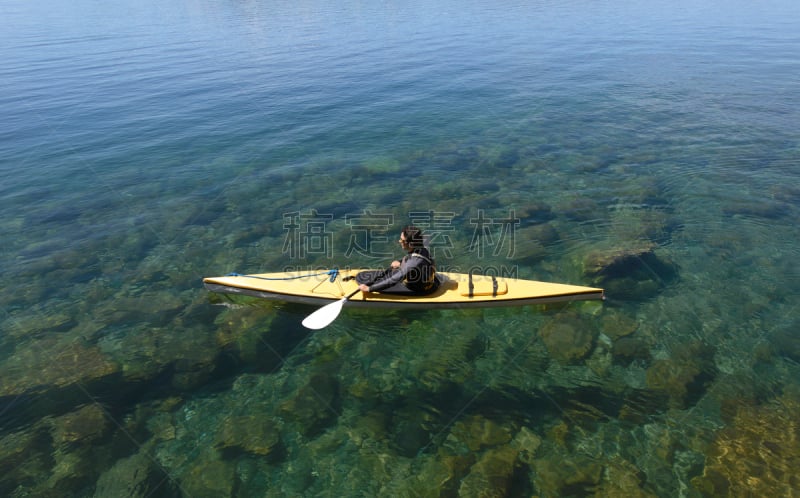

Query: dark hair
[{"left": 401, "top": 225, "right": 425, "bottom": 249}]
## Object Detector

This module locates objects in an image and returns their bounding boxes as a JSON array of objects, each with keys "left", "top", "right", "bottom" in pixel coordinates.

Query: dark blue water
[{"left": 2, "top": 0, "right": 799, "bottom": 495}]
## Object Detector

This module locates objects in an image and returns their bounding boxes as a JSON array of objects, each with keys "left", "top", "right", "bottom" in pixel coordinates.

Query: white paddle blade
[{"left": 301, "top": 298, "right": 346, "bottom": 330}]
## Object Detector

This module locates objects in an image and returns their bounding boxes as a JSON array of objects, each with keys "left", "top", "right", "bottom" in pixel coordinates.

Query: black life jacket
[{"left": 404, "top": 248, "right": 436, "bottom": 291}]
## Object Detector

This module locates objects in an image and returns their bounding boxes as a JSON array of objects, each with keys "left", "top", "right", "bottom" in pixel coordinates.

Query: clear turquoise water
[{"left": 2, "top": 0, "right": 799, "bottom": 495}]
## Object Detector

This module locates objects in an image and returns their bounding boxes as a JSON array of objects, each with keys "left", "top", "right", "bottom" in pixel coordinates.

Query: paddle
[{"left": 301, "top": 289, "right": 361, "bottom": 330}]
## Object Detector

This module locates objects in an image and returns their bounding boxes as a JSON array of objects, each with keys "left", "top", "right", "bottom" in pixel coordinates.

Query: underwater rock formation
[
  {"left": 766, "top": 320, "right": 800, "bottom": 363},
  {"left": 94, "top": 451, "right": 179, "bottom": 498},
  {"left": 600, "top": 309, "right": 639, "bottom": 340},
  {"left": 559, "top": 196, "right": 603, "bottom": 222},
  {"left": 539, "top": 312, "right": 597, "bottom": 364},
  {"left": 450, "top": 415, "right": 513, "bottom": 452},
  {"left": 645, "top": 341, "right": 716, "bottom": 409},
  {"left": 510, "top": 224, "right": 557, "bottom": 264},
  {"left": 598, "top": 309, "right": 651, "bottom": 365},
  {"left": 49, "top": 403, "right": 110, "bottom": 447},
  {"left": 0, "top": 427, "right": 51, "bottom": 496},
  {"left": 532, "top": 453, "right": 603, "bottom": 496},
  {"left": 0, "top": 339, "right": 119, "bottom": 396},
  {"left": 722, "top": 200, "right": 790, "bottom": 220},
  {"left": 612, "top": 337, "right": 652, "bottom": 366},
  {"left": 0, "top": 339, "right": 122, "bottom": 433},
  {"left": 1, "top": 402, "right": 138, "bottom": 496},
  {"left": 692, "top": 394, "right": 800, "bottom": 496},
  {"left": 179, "top": 456, "right": 236, "bottom": 497},
  {"left": 583, "top": 242, "right": 678, "bottom": 300},
  {"left": 516, "top": 201, "right": 555, "bottom": 224},
  {"left": 593, "top": 458, "right": 658, "bottom": 497},
  {"left": 458, "top": 445, "right": 521, "bottom": 498},
  {"left": 389, "top": 401, "right": 441, "bottom": 457},
  {"left": 279, "top": 373, "right": 340, "bottom": 438},
  {"left": 215, "top": 415, "right": 282, "bottom": 459}
]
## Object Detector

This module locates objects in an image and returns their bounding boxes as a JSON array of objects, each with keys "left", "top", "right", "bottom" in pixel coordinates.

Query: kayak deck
[{"left": 203, "top": 269, "right": 604, "bottom": 309}]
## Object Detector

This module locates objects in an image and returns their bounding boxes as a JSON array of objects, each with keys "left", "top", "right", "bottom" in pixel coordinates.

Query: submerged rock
[
  {"left": 450, "top": 415, "right": 513, "bottom": 452},
  {"left": 532, "top": 454, "right": 603, "bottom": 496},
  {"left": 583, "top": 242, "right": 677, "bottom": 300},
  {"left": 766, "top": 320, "right": 800, "bottom": 362},
  {"left": 602, "top": 308, "right": 650, "bottom": 366},
  {"left": 0, "top": 427, "right": 51, "bottom": 495},
  {"left": 645, "top": 341, "right": 716, "bottom": 409},
  {"left": 411, "top": 454, "right": 474, "bottom": 497},
  {"left": 95, "top": 290, "right": 186, "bottom": 329},
  {"left": 2, "top": 403, "right": 118, "bottom": 497},
  {"left": 516, "top": 201, "right": 555, "bottom": 224},
  {"left": 458, "top": 445, "right": 522, "bottom": 498},
  {"left": 722, "top": 200, "right": 790, "bottom": 220},
  {"left": 215, "top": 415, "right": 282, "bottom": 459},
  {"left": 94, "top": 451, "right": 180, "bottom": 498},
  {"left": 49, "top": 403, "right": 110, "bottom": 447},
  {"left": 389, "top": 402, "right": 438, "bottom": 457},
  {"left": 7, "top": 308, "right": 77, "bottom": 339},
  {"left": 99, "top": 322, "right": 220, "bottom": 392},
  {"left": 692, "top": 394, "right": 800, "bottom": 496},
  {"left": 214, "top": 307, "right": 277, "bottom": 365},
  {"left": 645, "top": 359, "right": 702, "bottom": 408},
  {"left": 584, "top": 242, "right": 657, "bottom": 278},
  {"left": 609, "top": 205, "right": 678, "bottom": 244},
  {"left": 600, "top": 309, "right": 639, "bottom": 340},
  {"left": 560, "top": 196, "right": 604, "bottom": 222},
  {"left": 510, "top": 224, "right": 557, "bottom": 264},
  {"left": 510, "top": 426, "right": 542, "bottom": 465},
  {"left": 0, "top": 339, "right": 122, "bottom": 433},
  {"left": 594, "top": 458, "right": 658, "bottom": 497},
  {"left": 613, "top": 337, "right": 652, "bottom": 365},
  {"left": 279, "top": 373, "right": 340, "bottom": 438},
  {"left": 539, "top": 313, "right": 597, "bottom": 364},
  {"left": 179, "top": 455, "right": 236, "bottom": 498},
  {"left": 0, "top": 339, "right": 119, "bottom": 396}
]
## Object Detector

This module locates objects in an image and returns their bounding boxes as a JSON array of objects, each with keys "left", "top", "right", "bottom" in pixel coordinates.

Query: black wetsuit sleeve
[
  {"left": 368, "top": 264, "right": 408, "bottom": 292},
  {"left": 368, "top": 255, "right": 423, "bottom": 292}
]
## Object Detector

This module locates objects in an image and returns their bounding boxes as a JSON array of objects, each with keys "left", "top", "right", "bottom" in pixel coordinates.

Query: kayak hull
[{"left": 203, "top": 269, "right": 604, "bottom": 310}]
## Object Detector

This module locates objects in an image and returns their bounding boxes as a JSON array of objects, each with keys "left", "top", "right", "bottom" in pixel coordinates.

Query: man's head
[{"left": 400, "top": 225, "right": 425, "bottom": 249}]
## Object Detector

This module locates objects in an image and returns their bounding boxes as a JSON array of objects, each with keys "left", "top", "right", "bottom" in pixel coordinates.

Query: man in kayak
[{"left": 356, "top": 225, "right": 438, "bottom": 295}]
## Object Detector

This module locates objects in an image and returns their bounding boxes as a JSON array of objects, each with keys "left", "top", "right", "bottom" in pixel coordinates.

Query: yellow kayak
[{"left": 203, "top": 269, "right": 604, "bottom": 309}]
